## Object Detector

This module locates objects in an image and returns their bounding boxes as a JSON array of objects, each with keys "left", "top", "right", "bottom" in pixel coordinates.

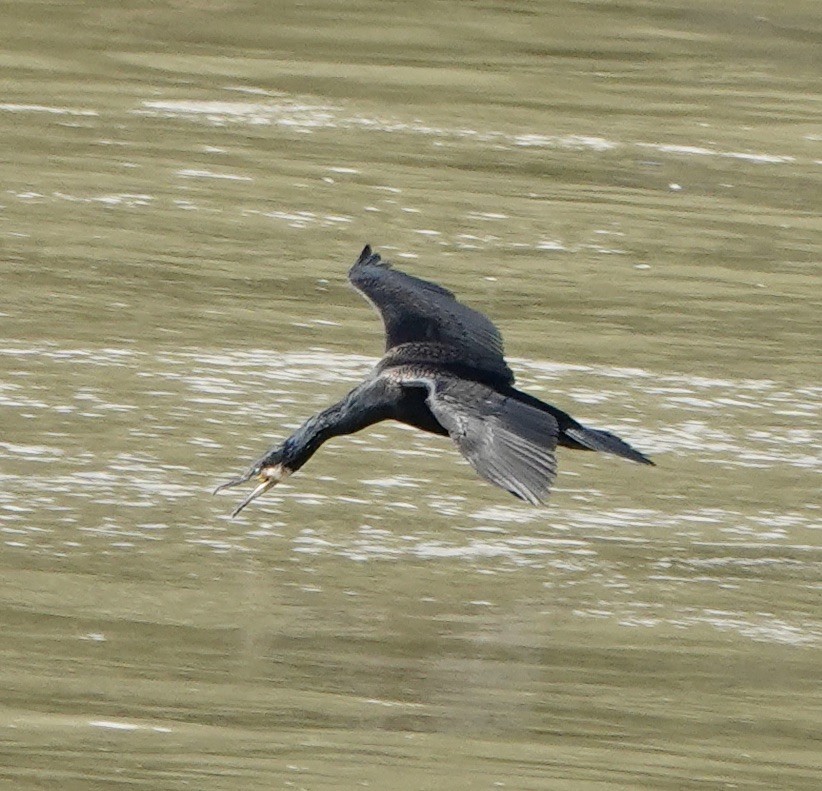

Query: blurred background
[{"left": 0, "top": 1, "right": 819, "bottom": 789}]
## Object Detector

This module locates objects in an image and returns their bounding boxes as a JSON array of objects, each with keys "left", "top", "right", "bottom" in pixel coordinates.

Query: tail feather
[{"left": 563, "top": 425, "right": 654, "bottom": 466}]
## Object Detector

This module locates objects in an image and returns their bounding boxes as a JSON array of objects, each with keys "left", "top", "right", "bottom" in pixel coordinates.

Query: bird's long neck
[{"left": 282, "top": 378, "right": 393, "bottom": 472}]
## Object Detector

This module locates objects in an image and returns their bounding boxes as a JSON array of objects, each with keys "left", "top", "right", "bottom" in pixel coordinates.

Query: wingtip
[
  {"left": 353, "top": 244, "right": 387, "bottom": 270},
  {"left": 357, "top": 244, "right": 373, "bottom": 263}
]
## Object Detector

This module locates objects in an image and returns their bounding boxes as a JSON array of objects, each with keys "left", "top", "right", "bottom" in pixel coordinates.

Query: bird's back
[{"left": 376, "top": 341, "right": 514, "bottom": 389}]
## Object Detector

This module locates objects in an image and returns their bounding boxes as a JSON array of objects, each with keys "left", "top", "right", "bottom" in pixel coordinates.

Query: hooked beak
[{"left": 213, "top": 463, "right": 290, "bottom": 518}]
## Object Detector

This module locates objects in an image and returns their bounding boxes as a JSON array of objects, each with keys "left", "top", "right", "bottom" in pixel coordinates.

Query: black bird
[{"left": 216, "top": 245, "right": 653, "bottom": 517}]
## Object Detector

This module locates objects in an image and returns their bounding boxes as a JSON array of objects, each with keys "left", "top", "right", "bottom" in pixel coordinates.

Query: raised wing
[
  {"left": 406, "top": 375, "right": 559, "bottom": 505},
  {"left": 349, "top": 245, "right": 513, "bottom": 383}
]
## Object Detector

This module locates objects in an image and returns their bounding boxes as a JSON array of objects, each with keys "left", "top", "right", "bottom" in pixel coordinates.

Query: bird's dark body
[
  {"left": 374, "top": 350, "right": 586, "bottom": 448},
  {"left": 217, "top": 245, "right": 653, "bottom": 516}
]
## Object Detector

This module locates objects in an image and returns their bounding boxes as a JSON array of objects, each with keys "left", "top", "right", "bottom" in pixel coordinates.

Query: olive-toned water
[{"left": 1, "top": 2, "right": 820, "bottom": 789}]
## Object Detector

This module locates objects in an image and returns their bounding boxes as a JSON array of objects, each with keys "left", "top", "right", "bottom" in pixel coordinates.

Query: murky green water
[{"left": 1, "top": 1, "right": 820, "bottom": 788}]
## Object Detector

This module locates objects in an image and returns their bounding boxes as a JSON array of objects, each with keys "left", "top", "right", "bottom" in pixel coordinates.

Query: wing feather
[
  {"left": 405, "top": 376, "right": 559, "bottom": 505},
  {"left": 349, "top": 245, "right": 513, "bottom": 383}
]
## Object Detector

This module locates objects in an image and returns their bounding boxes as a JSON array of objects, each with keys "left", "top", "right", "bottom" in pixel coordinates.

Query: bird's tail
[{"left": 562, "top": 424, "right": 654, "bottom": 466}]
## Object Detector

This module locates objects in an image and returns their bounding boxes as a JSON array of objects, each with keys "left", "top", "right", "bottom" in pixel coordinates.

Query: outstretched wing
[
  {"left": 406, "top": 375, "right": 559, "bottom": 505},
  {"left": 349, "top": 245, "right": 513, "bottom": 383}
]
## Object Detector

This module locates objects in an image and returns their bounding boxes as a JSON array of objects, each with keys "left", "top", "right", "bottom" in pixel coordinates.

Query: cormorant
[{"left": 216, "top": 245, "right": 653, "bottom": 517}]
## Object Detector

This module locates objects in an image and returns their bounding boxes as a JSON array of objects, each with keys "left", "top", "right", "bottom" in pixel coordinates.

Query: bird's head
[{"left": 213, "top": 444, "right": 292, "bottom": 518}]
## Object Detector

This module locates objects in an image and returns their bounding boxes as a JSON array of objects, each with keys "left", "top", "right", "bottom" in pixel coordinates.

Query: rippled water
[{"left": 1, "top": 1, "right": 820, "bottom": 789}]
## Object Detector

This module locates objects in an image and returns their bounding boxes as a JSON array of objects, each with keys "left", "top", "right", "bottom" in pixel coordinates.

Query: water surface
[{"left": 1, "top": 1, "right": 820, "bottom": 789}]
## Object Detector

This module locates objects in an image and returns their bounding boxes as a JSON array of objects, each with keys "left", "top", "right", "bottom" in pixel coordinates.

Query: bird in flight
[{"left": 216, "top": 245, "right": 653, "bottom": 516}]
